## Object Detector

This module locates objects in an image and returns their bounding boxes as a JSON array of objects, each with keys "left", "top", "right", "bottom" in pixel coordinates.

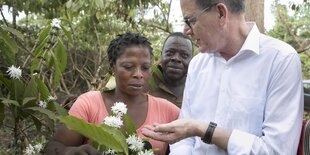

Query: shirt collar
[{"left": 239, "top": 22, "right": 260, "bottom": 55}]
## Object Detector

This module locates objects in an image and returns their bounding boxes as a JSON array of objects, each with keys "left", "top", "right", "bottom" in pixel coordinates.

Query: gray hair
[{"left": 194, "top": 0, "right": 245, "bottom": 13}]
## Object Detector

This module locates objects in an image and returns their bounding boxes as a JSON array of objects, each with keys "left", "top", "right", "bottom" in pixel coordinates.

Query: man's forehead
[
  {"left": 180, "top": 0, "right": 200, "bottom": 16},
  {"left": 165, "top": 37, "right": 191, "bottom": 46},
  {"left": 164, "top": 37, "right": 192, "bottom": 53}
]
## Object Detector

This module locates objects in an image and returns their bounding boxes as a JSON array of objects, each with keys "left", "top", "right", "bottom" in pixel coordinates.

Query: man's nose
[
  {"left": 171, "top": 53, "right": 181, "bottom": 62},
  {"left": 183, "top": 25, "right": 192, "bottom": 36}
]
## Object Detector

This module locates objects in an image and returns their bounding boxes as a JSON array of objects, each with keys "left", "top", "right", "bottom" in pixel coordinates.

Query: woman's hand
[{"left": 62, "top": 144, "right": 101, "bottom": 155}]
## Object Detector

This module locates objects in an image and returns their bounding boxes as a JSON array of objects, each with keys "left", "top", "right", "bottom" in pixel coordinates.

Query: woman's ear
[{"left": 110, "top": 62, "right": 115, "bottom": 74}]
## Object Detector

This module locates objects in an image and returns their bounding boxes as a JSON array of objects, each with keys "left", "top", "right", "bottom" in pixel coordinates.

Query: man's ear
[{"left": 215, "top": 3, "right": 228, "bottom": 26}]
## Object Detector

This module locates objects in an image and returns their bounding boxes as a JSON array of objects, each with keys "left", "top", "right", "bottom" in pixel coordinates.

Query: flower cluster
[
  {"left": 103, "top": 102, "right": 127, "bottom": 128},
  {"left": 24, "top": 143, "right": 44, "bottom": 155},
  {"left": 38, "top": 101, "right": 47, "bottom": 109},
  {"left": 126, "top": 135, "right": 144, "bottom": 151},
  {"left": 51, "top": 18, "right": 61, "bottom": 29},
  {"left": 103, "top": 102, "right": 154, "bottom": 155},
  {"left": 38, "top": 96, "right": 56, "bottom": 109},
  {"left": 7, "top": 65, "right": 22, "bottom": 80}
]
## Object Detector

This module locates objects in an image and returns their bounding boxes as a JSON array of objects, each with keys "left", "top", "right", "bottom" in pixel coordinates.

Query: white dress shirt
[{"left": 170, "top": 23, "right": 303, "bottom": 155}]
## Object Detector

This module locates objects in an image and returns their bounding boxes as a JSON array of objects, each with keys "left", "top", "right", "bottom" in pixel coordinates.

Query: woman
[{"left": 44, "top": 32, "right": 180, "bottom": 155}]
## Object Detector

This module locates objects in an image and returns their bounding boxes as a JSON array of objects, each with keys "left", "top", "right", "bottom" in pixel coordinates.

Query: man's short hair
[
  {"left": 194, "top": 0, "right": 245, "bottom": 13},
  {"left": 162, "top": 32, "right": 194, "bottom": 54}
]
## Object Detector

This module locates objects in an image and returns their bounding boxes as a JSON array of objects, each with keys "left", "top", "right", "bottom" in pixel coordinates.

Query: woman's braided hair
[{"left": 107, "top": 32, "right": 153, "bottom": 65}]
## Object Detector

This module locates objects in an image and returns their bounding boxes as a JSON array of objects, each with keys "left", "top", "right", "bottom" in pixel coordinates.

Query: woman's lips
[{"left": 128, "top": 83, "right": 144, "bottom": 89}]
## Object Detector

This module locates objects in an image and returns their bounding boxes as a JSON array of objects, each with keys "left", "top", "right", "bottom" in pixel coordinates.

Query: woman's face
[{"left": 112, "top": 46, "right": 152, "bottom": 95}]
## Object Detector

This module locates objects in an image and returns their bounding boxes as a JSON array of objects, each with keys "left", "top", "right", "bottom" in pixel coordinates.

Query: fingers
[
  {"left": 141, "top": 128, "right": 157, "bottom": 138},
  {"left": 154, "top": 123, "right": 174, "bottom": 132},
  {"left": 143, "top": 124, "right": 156, "bottom": 131},
  {"left": 141, "top": 128, "right": 177, "bottom": 143}
]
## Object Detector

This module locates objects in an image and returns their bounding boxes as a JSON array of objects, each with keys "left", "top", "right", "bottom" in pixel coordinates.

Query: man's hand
[{"left": 141, "top": 119, "right": 202, "bottom": 144}]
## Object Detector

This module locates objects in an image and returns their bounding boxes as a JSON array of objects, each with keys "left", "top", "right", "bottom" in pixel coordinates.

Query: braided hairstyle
[{"left": 107, "top": 32, "right": 153, "bottom": 65}]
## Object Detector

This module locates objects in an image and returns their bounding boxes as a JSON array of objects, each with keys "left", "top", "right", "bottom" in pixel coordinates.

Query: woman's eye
[
  {"left": 123, "top": 65, "right": 133, "bottom": 70},
  {"left": 142, "top": 66, "right": 151, "bottom": 71}
]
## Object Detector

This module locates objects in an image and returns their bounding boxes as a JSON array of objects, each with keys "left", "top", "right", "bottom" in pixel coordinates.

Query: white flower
[
  {"left": 104, "top": 116, "right": 123, "bottom": 128},
  {"left": 7, "top": 65, "right": 22, "bottom": 79},
  {"left": 24, "top": 144, "right": 35, "bottom": 155},
  {"left": 47, "top": 96, "right": 57, "bottom": 101},
  {"left": 138, "top": 150, "right": 154, "bottom": 155},
  {"left": 34, "top": 143, "right": 43, "bottom": 152},
  {"left": 111, "top": 102, "right": 127, "bottom": 117},
  {"left": 104, "top": 149, "right": 117, "bottom": 155},
  {"left": 39, "top": 101, "right": 47, "bottom": 108},
  {"left": 126, "top": 135, "right": 144, "bottom": 151},
  {"left": 52, "top": 18, "right": 61, "bottom": 28}
]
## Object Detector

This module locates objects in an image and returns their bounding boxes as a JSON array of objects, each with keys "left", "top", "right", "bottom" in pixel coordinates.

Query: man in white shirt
[{"left": 142, "top": 0, "right": 304, "bottom": 154}]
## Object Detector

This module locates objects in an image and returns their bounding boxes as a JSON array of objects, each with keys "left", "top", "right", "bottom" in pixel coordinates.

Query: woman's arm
[{"left": 44, "top": 125, "right": 100, "bottom": 155}]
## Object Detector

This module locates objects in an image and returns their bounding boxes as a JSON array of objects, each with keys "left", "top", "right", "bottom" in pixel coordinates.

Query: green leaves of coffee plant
[{"left": 59, "top": 115, "right": 129, "bottom": 154}]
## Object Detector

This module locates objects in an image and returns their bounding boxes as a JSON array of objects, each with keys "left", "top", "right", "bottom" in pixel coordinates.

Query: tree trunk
[{"left": 245, "top": 0, "right": 265, "bottom": 33}]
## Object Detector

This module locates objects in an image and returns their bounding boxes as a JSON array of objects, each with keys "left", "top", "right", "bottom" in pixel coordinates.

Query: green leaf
[
  {"left": 35, "top": 77, "right": 50, "bottom": 101},
  {"left": 123, "top": 114, "right": 137, "bottom": 136},
  {"left": 27, "top": 107, "right": 57, "bottom": 121},
  {"left": 0, "top": 28, "right": 17, "bottom": 64},
  {"left": 54, "top": 39, "right": 67, "bottom": 72},
  {"left": 129, "top": 9, "right": 135, "bottom": 17},
  {"left": 0, "top": 42, "right": 15, "bottom": 65},
  {"left": 31, "top": 25, "right": 51, "bottom": 73},
  {"left": 30, "top": 114, "right": 42, "bottom": 131},
  {"left": 0, "top": 28, "right": 18, "bottom": 52},
  {"left": 22, "top": 97, "right": 37, "bottom": 106},
  {"left": 50, "top": 52, "right": 62, "bottom": 88},
  {"left": 38, "top": 25, "right": 51, "bottom": 44},
  {"left": 0, "top": 98, "right": 20, "bottom": 107},
  {"left": 13, "top": 79, "right": 25, "bottom": 104},
  {"left": 0, "top": 74, "right": 14, "bottom": 93},
  {"left": 0, "top": 102, "right": 4, "bottom": 127},
  {"left": 105, "top": 76, "right": 116, "bottom": 90},
  {"left": 148, "top": 65, "right": 163, "bottom": 90},
  {"left": 1, "top": 26, "right": 25, "bottom": 41},
  {"left": 59, "top": 115, "right": 129, "bottom": 154},
  {"left": 151, "top": 65, "right": 163, "bottom": 81},
  {"left": 95, "top": 0, "right": 104, "bottom": 8},
  {"left": 46, "top": 52, "right": 55, "bottom": 69},
  {"left": 60, "top": 25, "right": 73, "bottom": 44},
  {"left": 23, "top": 78, "right": 38, "bottom": 99},
  {"left": 53, "top": 102, "right": 68, "bottom": 116}
]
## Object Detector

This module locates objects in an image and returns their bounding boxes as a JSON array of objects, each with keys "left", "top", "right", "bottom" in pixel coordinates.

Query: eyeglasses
[{"left": 184, "top": 4, "right": 217, "bottom": 31}]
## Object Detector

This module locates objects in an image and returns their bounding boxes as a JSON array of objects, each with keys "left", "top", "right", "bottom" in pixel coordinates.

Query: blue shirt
[{"left": 170, "top": 23, "right": 303, "bottom": 155}]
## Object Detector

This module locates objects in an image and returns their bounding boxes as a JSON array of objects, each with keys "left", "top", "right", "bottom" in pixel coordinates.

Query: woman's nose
[{"left": 133, "top": 68, "right": 143, "bottom": 79}]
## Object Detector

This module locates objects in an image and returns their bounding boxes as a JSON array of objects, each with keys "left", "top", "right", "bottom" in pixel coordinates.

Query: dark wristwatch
[{"left": 201, "top": 122, "right": 217, "bottom": 144}]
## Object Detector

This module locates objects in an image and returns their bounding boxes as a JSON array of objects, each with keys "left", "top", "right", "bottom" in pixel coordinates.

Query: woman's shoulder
[
  {"left": 79, "top": 91, "right": 101, "bottom": 98},
  {"left": 73, "top": 91, "right": 103, "bottom": 107}
]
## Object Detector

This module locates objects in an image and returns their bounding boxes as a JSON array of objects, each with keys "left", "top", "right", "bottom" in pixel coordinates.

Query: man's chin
[
  {"left": 166, "top": 74, "right": 184, "bottom": 81},
  {"left": 199, "top": 47, "right": 217, "bottom": 54}
]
